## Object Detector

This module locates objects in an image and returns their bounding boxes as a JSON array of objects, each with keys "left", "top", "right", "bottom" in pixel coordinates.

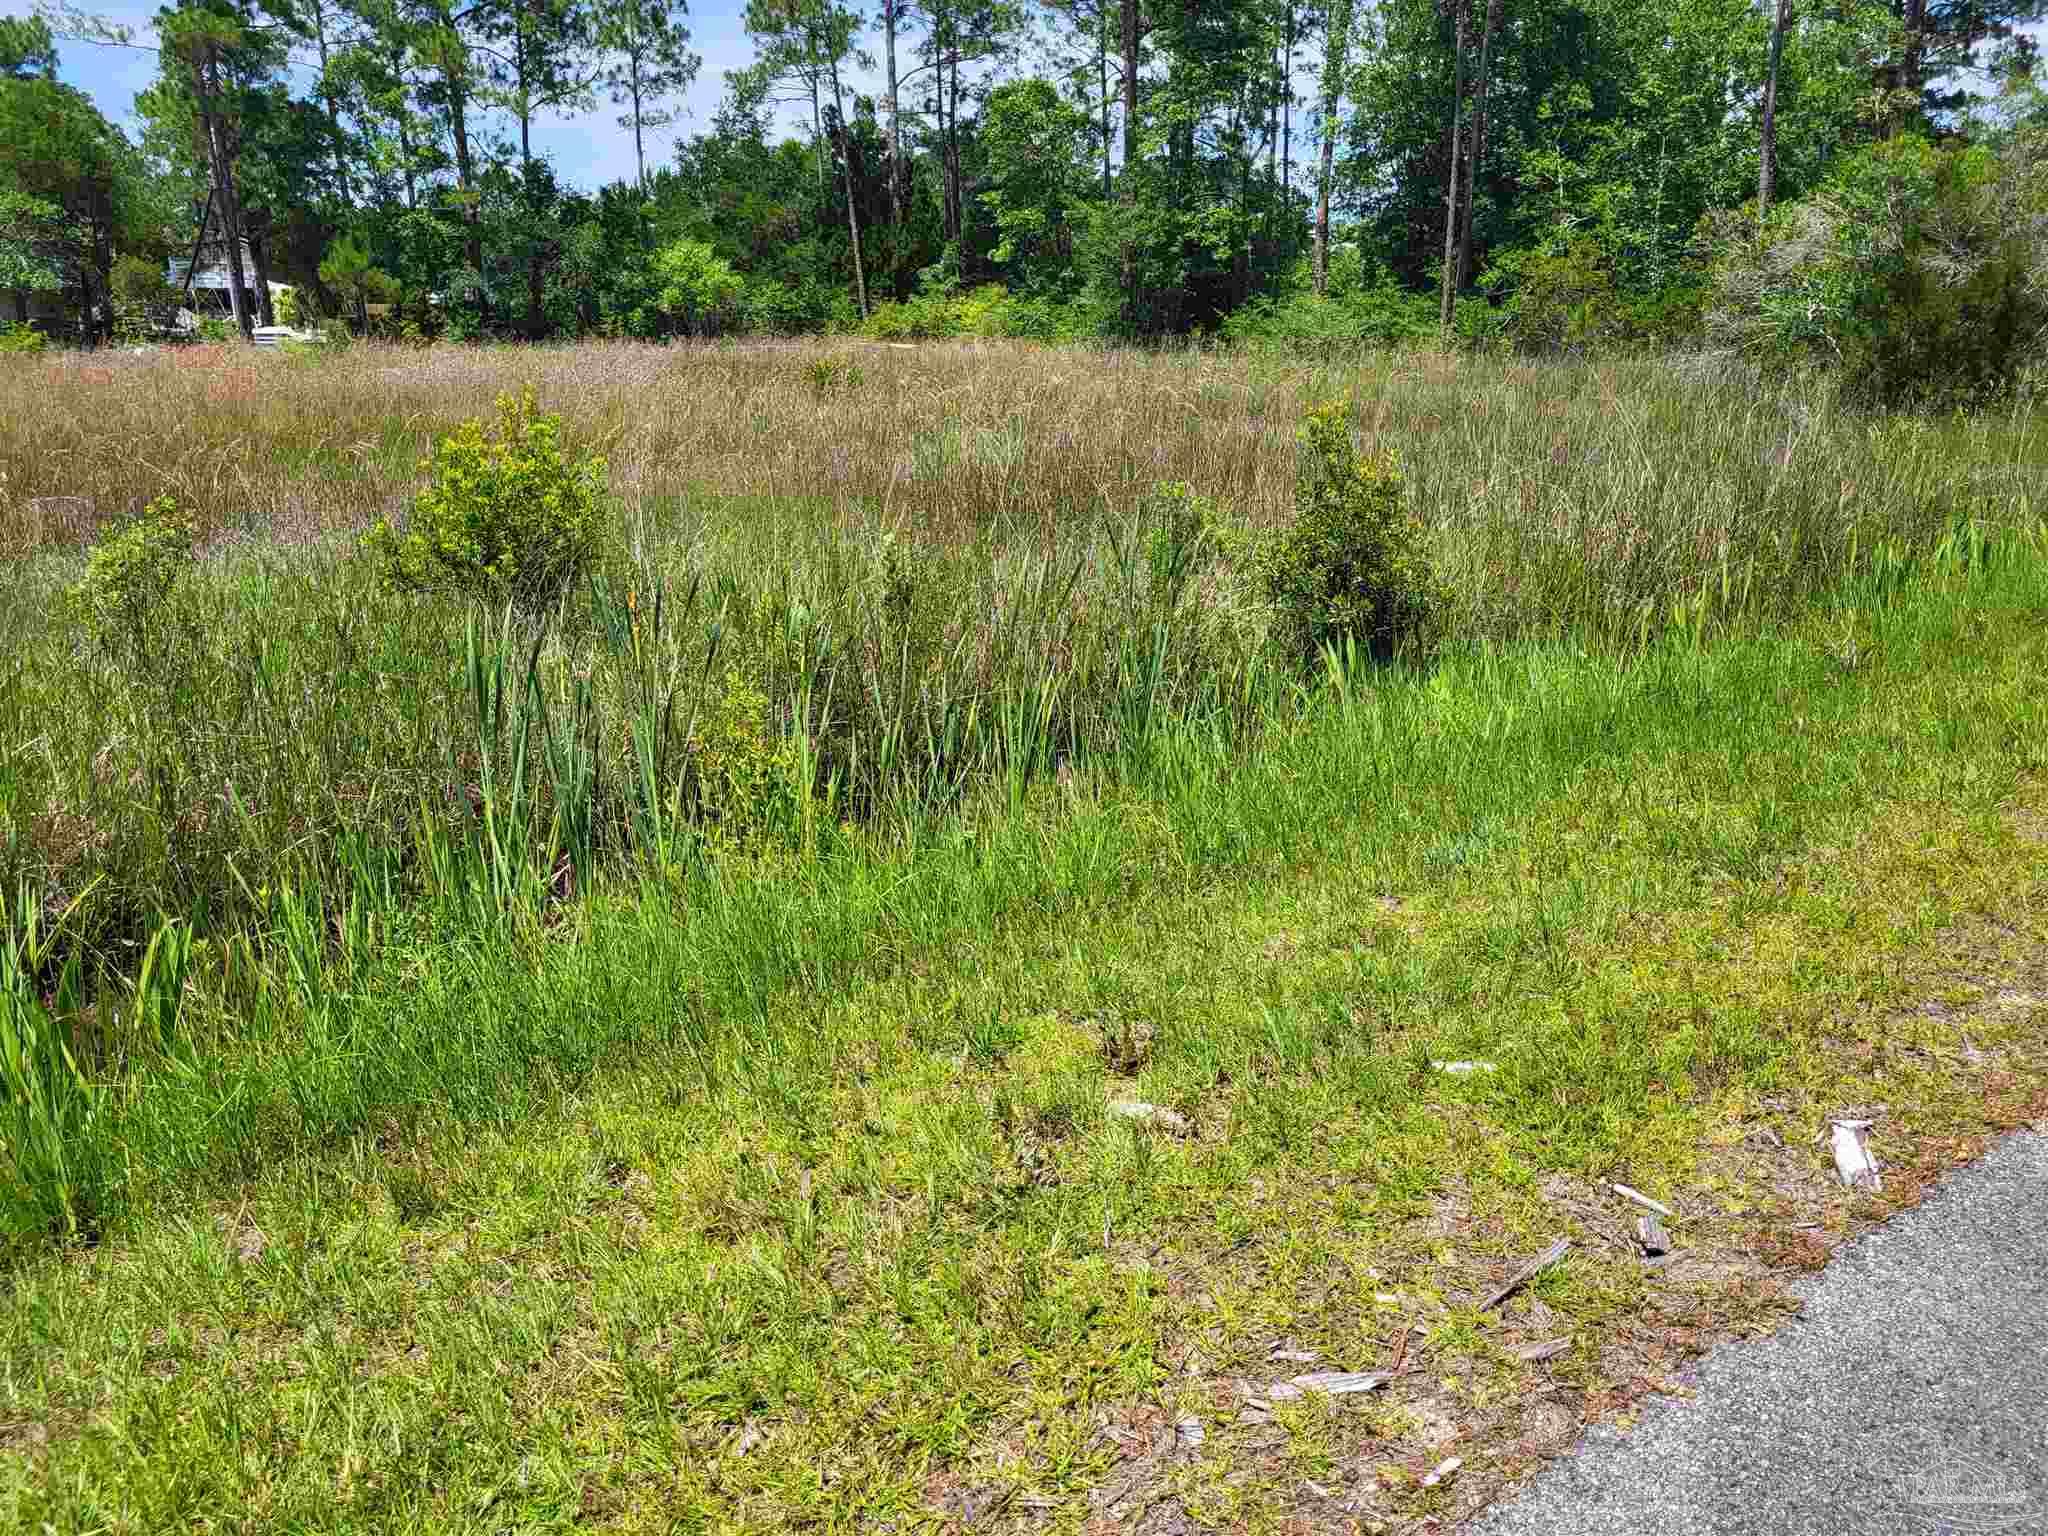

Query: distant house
[{"left": 166, "top": 238, "right": 287, "bottom": 322}]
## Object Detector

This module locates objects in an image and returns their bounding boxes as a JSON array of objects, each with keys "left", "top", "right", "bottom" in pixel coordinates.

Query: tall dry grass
[
  {"left": 1, "top": 336, "right": 2042, "bottom": 975},
  {"left": 6, "top": 338, "right": 2039, "bottom": 633},
  {"left": 2, "top": 334, "right": 2046, "bottom": 1246}
]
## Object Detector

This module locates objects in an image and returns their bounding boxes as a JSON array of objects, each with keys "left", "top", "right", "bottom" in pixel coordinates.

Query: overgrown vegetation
[
  {"left": 12, "top": 0, "right": 2047, "bottom": 394},
  {"left": 62, "top": 493, "right": 194, "bottom": 656},
  {"left": 1707, "top": 131, "right": 2048, "bottom": 404},
  {"left": 365, "top": 388, "right": 609, "bottom": 614},
  {"left": 0, "top": 423, "right": 2044, "bottom": 1521},
  {"left": 6, "top": 340, "right": 2039, "bottom": 984},
  {"left": 1258, "top": 399, "right": 1444, "bottom": 663}
]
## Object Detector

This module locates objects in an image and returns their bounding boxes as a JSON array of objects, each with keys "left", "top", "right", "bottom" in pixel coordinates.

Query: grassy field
[{"left": 1, "top": 339, "right": 2046, "bottom": 1531}]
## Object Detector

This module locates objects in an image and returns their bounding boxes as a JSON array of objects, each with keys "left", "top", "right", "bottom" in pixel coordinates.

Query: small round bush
[
  {"left": 366, "top": 388, "right": 608, "bottom": 616},
  {"left": 67, "top": 495, "right": 195, "bottom": 655},
  {"left": 1258, "top": 400, "right": 1445, "bottom": 665}
]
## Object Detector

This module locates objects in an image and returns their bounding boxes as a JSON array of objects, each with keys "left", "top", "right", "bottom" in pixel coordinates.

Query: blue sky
[{"left": 28, "top": 0, "right": 839, "bottom": 190}]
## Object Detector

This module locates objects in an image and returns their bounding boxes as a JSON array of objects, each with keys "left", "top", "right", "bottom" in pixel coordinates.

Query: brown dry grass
[{"left": 6, "top": 338, "right": 2039, "bottom": 641}]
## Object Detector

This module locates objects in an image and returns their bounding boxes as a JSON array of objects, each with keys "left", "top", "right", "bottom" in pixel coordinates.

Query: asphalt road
[{"left": 1476, "top": 1130, "right": 2048, "bottom": 1536}]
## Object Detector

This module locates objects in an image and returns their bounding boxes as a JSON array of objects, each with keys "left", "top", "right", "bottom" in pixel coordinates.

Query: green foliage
[
  {"left": 1706, "top": 132, "right": 2048, "bottom": 404},
  {"left": 1136, "top": 481, "right": 1217, "bottom": 610},
  {"left": 365, "top": 390, "right": 609, "bottom": 615},
  {"left": 690, "top": 670, "right": 807, "bottom": 853},
  {"left": 1258, "top": 400, "right": 1446, "bottom": 664},
  {"left": 0, "top": 321, "right": 47, "bottom": 355},
  {"left": 194, "top": 317, "right": 233, "bottom": 343},
  {"left": 739, "top": 276, "right": 849, "bottom": 336},
  {"left": 861, "top": 282, "right": 1100, "bottom": 341},
  {"left": 653, "top": 238, "right": 745, "bottom": 336},
  {"left": 0, "top": 14, "right": 60, "bottom": 79},
  {"left": 318, "top": 234, "right": 396, "bottom": 325},
  {"left": 0, "top": 187, "right": 65, "bottom": 298},
  {"left": 66, "top": 495, "right": 195, "bottom": 655},
  {"left": 109, "top": 253, "right": 173, "bottom": 308},
  {"left": 977, "top": 79, "right": 1091, "bottom": 291},
  {"left": 108, "top": 254, "right": 177, "bottom": 342},
  {"left": 801, "top": 355, "right": 864, "bottom": 396},
  {"left": 1219, "top": 251, "right": 1435, "bottom": 349},
  {"left": 0, "top": 885, "right": 109, "bottom": 1241},
  {"left": 1486, "top": 237, "right": 1618, "bottom": 351}
]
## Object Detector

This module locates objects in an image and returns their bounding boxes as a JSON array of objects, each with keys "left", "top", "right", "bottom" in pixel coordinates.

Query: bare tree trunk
[
  {"left": 811, "top": 82, "right": 825, "bottom": 191},
  {"left": 391, "top": 38, "right": 419, "bottom": 211},
  {"left": 310, "top": 0, "right": 354, "bottom": 204},
  {"left": 198, "top": 56, "right": 253, "bottom": 340},
  {"left": 1120, "top": 0, "right": 1140, "bottom": 316},
  {"left": 1099, "top": 2, "right": 1112, "bottom": 197},
  {"left": 1456, "top": 0, "right": 1499, "bottom": 287},
  {"left": 177, "top": 186, "right": 215, "bottom": 308},
  {"left": 883, "top": 0, "right": 903, "bottom": 226},
  {"left": 1899, "top": 0, "right": 1925, "bottom": 131},
  {"left": 946, "top": 41, "right": 963, "bottom": 246},
  {"left": 1120, "top": 0, "right": 1139, "bottom": 184},
  {"left": 249, "top": 216, "right": 275, "bottom": 328},
  {"left": 631, "top": 62, "right": 647, "bottom": 189},
  {"left": 1438, "top": 0, "right": 1469, "bottom": 341},
  {"left": 828, "top": 55, "right": 870, "bottom": 318},
  {"left": 1759, "top": 0, "right": 1790, "bottom": 217},
  {"left": 1281, "top": 1, "right": 1293, "bottom": 200},
  {"left": 427, "top": 9, "right": 485, "bottom": 324},
  {"left": 1240, "top": 119, "right": 1255, "bottom": 305},
  {"left": 1312, "top": 0, "right": 1350, "bottom": 298}
]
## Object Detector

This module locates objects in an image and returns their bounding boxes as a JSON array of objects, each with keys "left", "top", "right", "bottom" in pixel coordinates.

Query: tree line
[{"left": 1, "top": 0, "right": 2042, "bottom": 346}]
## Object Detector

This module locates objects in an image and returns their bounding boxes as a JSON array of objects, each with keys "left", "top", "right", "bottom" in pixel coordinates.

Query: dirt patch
[{"left": 1023, "top": 924, "right": 2048, "bottom": 1534}]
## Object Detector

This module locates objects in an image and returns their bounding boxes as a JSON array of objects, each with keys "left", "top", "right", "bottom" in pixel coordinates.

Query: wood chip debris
[
  {"left": 1174, "top": 1415, "right": 1205, "bottom": 1450},
  {"left": 1829, "top": 1119, "right": 1883, "bottom": 1191},
  {"left": 1515, "top": 1338, "right": 1573, "bottom": 1363},
  {"left": 1610, "top": 1182, "right": 1675, "bottom": 1219},
  {"left": 1482, "top": 1237, "right": 1572, "bottom": 1311},
  {"left": 732, "top": 1421, "right": 762, "bottom": 1458},
  {"left": 1268, "top": 1348, "right": 1320, "bottom": 1364},
  {"left": 1431, "top": 1059, "right": 1499, "bottom": 1074},
  {"left": 1264, "top": 1371, "right": 1390, "bottom": 1401},
  {"left": 1636, "top": 1215, "right": 1672, "bottom": 1255},
  {"left": 1107, "top": 1099, "right": 1192, "bottom": 1134},
  {"left": 1422, "top": 1456, "right": 1463, "bottom": 1488}
]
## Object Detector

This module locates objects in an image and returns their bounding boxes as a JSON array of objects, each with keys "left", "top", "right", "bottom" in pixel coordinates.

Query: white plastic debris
[
  {"left": 1108, "top": 1099, "right": 1192, "bottom": 1134},
  {"left": 1422, "top": 1455, "right": 1463, "bottom": 1488},
  {"left": 1175, "top": 1415, "right": 1205, "bottom": 1450},
  {"left": 1830, "top": 1119, "right": 1883, "bottom": 1191},
  {"left": 1610, "top": 1182, "right": 1675, "bottom": 1218},
  {"left": 1431, "top": 1060, "right": 1498, "bottom": 1075},
  {"left": 1267, "top": 1371, "right": 1389, "bottom": 1401}
]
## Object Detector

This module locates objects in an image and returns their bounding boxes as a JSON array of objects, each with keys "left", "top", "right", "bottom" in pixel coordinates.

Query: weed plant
[{"left": 1, "top": 338, "right": 2045, "bottom": 1249}]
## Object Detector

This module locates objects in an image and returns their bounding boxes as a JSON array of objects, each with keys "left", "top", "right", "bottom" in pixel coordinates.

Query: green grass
[
  {"left": 6, "top": 340, "right": 2048, "bottom": 1526},
  {"left": 1, "top": 516, "right": 2044, "bottom": 1530}
]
